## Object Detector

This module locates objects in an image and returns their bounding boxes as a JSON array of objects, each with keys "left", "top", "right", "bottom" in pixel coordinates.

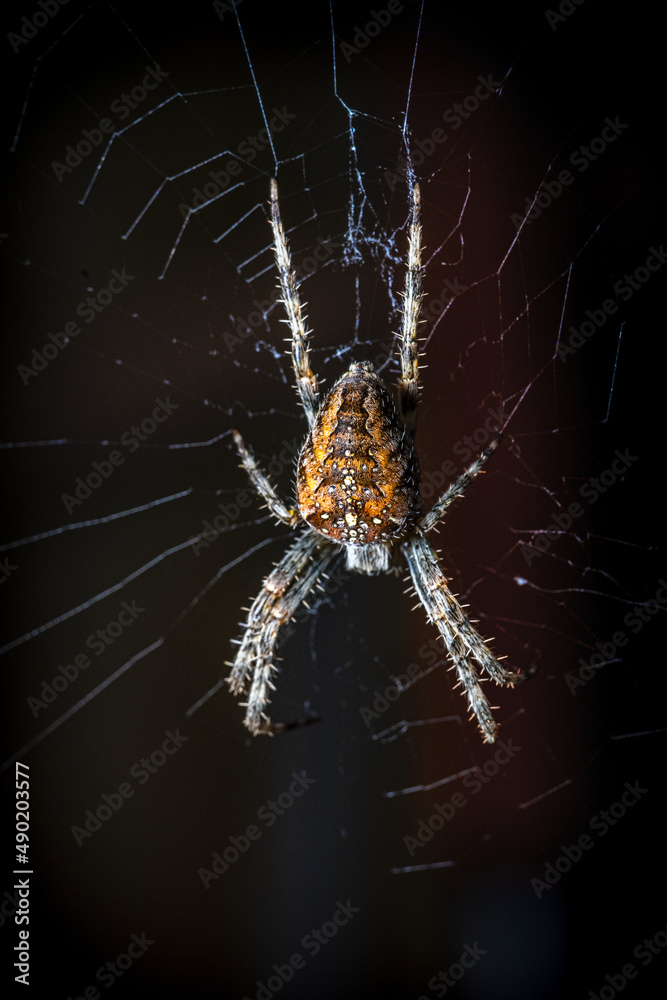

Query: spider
[{"left": 226, "top": 178, "right": 524, "bottom": 742}]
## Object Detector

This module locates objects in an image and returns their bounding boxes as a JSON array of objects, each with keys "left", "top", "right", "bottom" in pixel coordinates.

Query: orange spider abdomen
[{"left": 296, "top": 362, "right": 420, "bottom": 545}]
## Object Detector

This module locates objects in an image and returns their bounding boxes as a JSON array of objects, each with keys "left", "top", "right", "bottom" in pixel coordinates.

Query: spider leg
[
  {"left": 403, "top": 530, "right": 522, "bottom": 743},
  {"left": 227, "top": 529, "right": 338, "bottom": 734},
  {"left": 397, "top": 181, "right": 423, "bottom": 437},
  {"left": 269, "top": 178, "right": 320, "bottom": 426},
  {"left": 233, "top": 430, "right": 299, "bottom": 526},
  {"left": 419, "top": 434, "right": 502, "bottom": 535}
]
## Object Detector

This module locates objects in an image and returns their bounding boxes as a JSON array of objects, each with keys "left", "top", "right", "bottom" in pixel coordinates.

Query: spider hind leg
[
  {"left": 226, "top": 529, "right": 337, "bottom": 734},
  {"left": 403, "top": 531, "right": 522, "bottom": 742}
]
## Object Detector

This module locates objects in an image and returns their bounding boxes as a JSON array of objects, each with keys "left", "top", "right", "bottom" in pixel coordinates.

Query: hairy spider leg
[
  {"left": 269, "top": 178, "right": 321, "bottom": 427},
  {"left": 397, "top": 182, "right": 423, "bottom": 437},
  {"left": 404, "top": 531, "right": 523, "bottom": 742},
  {"left": 227, "top": 529, "right": 338, "bottom": 733},
  {"left": 232, "top": 430, "right": 299, "bottom": 527},
  {"left": 419, "top": 434, "right": 503, "bottom": 535}
]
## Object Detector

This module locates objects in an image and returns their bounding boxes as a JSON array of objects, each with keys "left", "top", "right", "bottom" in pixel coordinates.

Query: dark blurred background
[{"left": 1, "top": 1, "right": 664, "bottom": 997}]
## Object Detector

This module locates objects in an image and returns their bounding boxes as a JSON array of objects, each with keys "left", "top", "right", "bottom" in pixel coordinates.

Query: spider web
[{"left": 1, "top": 2, "right": 664, "bottom": 997}]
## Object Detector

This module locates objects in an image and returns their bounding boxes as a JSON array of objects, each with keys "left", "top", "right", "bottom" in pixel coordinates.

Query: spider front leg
[
  {"left": 269, "top": 178, "right": 320, "bottom": 426},
  {"left": 397, "top": 181, "right": 423, "bottom": 437},
  {"left": 419, "top": 433, "right": 503, "bottom": 534},
  {"left": 227, "top": 529, "right": 338, "bottom": 734},
  {"left": 232, "top": 430, "right": 299, "bottom": 527},
  {"left": 404, "top": 531, "right": 522, "bottom": 743}
]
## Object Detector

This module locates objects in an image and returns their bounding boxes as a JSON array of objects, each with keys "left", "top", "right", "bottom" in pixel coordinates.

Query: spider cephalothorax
[{"left": 226, "top": 179, "right": 524, "bottom": 741}]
